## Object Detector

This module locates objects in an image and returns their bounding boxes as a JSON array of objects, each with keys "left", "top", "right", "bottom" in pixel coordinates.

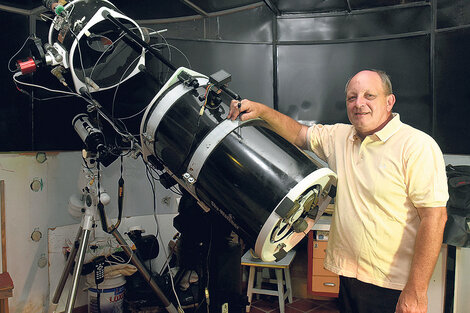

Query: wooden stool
[
  {"left": 0, "top": 182, "right": 12, "bottom": 313},
  {"left": 0, "top": 272, "right": 13, "bottom": 313},
  {"left": 241, "top": 249, "right": 295, "bottom": 313}
]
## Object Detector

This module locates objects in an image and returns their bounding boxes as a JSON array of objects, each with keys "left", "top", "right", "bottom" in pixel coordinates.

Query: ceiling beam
[
  {"left": 138, "top": 2, "right": 265, "bottom": 24},
  {"left": 0, "top": 4, "right": 45, "bottom": 16},
  {"left": 179, "top": 0, "right": 209, "bottom": 17},
  {"left": 263, "top": 0, "right": 280, "bottom": 16}
]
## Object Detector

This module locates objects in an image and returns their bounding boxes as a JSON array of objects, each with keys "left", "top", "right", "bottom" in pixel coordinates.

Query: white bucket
[{"left": 87, "top": 274, "right": 126, "bottom": 313}]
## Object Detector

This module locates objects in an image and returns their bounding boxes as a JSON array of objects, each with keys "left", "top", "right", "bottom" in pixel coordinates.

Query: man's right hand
[
  {"left": 227, "top": 99, "right": 266, "bottom": 121},
  {"left": 227, "top": 98, "right": 308, "bottom": 148}
]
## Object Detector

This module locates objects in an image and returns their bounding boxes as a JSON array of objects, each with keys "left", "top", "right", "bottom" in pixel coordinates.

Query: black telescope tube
[
  {"left": 102, "top": 10, "right": 177, "bottom": 72},
  {"left": 220, "top": 85, "right": 241, "bottom": 101}
]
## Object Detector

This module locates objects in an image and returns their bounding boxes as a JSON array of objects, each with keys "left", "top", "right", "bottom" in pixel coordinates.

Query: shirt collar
[
  {"left": 375, "top": 113, "right": 402, "bottom": 142},
  {"left": 350, "top": 113, "right": 402, "bottom": 142}
]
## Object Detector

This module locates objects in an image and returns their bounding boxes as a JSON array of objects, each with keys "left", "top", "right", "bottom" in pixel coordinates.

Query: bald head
[{"left": 345, "top": 69, "right": 393, "bottom": 96}]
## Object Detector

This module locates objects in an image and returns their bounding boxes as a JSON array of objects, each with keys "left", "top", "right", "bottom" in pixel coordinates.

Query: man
[{"left": 227, "top": 70, "right": 448, "bottom": 313}]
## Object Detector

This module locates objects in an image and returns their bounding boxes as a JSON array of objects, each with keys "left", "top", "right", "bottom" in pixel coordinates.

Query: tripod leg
[
  {"left": 64, "top": 214, "right": 93, "bottom": 313},
  {"left": 49, "top": 227, "right": 84, "bottom": 313},
  {"left": 111, "top": 229, "right": 178, "bottom": 313}
]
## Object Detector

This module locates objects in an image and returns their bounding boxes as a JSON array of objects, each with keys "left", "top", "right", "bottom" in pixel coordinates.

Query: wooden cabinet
[{"left": 307, "top": 231, "right": 339, "bottom": 297}]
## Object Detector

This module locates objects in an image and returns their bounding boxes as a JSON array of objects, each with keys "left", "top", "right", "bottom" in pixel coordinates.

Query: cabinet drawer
[
  {"left": 312, "top": 240, "right": 328, "bottom": 259},
  {"left": 312, "top": 275, "right": 340, "bottom": 294},
  {"left": 313, "top": 258, "right": 336, "bottom": 277}
]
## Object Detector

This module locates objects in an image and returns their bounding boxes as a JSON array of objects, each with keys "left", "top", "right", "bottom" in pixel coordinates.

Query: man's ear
[{"left": 386, "top": 94, "right": 396, "bottom": 112}]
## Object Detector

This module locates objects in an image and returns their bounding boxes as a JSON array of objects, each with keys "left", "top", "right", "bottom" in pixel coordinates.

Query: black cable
[
  {"left": 175, "top": 82, "right": 218, "bottom": 176},
  {"left": 145, "top": 163, "right": 160, "bottom": 239},
  {"left": 96, "top": 161, "right": 108, "bottom": 233},
  {"left": 97, "top": 161, "right": 102, "bottom": 207},
  {"left": 204, "top": 223, "right": 213, "bottom": 313},
  {"left": 145, "top": 158, "right": 181, "bottom": 197},
  {"left": 147, "top": 167, "right": 161, "bottom": 181},
  {"left": 193, "top": 298, "right": 207, "bottom": 313},
  {"left": 13, "top": 82, "right": 76, "bottom": 101},
  {"left": 115, "top": 155, "right": 124, "bottom": 228},
  {"left": 82, "top": 156, "right": 93, "bottom": 171},
  {"left": 8, "top": 34, "right": 35, "bottom": 72},
  {"left": 68, "top": 27, "right": 91, "bottom": 96},
  {"left": 96, "top": 282, "right": 101, "bottom": 313},
  {"left": 95, "top": 160, "right": 120, "bottom": 234},
  {"left": 169, "top": 185, "right": 183, "bottom": 196},
  {"left": 149, "top": 163, "right": 162, "bottom": 177},
  {"left": 144, "top": 158, "right": 183, "bottom": 196}
]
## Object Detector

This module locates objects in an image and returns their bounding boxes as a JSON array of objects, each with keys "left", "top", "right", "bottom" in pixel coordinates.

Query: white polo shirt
[{"left": 307, "top": 113, "right": 448, "bottom": 290}]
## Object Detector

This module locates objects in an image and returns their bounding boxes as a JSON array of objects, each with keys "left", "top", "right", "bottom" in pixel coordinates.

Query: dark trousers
[{"left": 338, "top": 276, "right": 402, "bottom": 313}]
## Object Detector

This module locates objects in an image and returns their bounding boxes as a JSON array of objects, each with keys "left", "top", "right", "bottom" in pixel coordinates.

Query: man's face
[{"left": 346, "top": 71, "right": 395, "bottom": 138}]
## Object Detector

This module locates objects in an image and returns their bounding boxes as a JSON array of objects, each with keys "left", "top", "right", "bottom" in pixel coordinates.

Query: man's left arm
[{"left": 396, "top": 206, "right": 447, "bottom": 313}]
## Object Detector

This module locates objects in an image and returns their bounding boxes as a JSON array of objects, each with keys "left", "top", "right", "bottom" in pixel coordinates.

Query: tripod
[{"left": 49, "top": 157, "right": 178, "bottom": 313}]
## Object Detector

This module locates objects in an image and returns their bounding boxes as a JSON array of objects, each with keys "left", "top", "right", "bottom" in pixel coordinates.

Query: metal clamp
[
  {"left": 142, "top": 132, "right": 154, "bottom": 143},
  {"left": 186, "top": 118, "right": 258, "bottom": 180},
  {"left": 182, "top": 172, "right": 196, "bottom": 185}
]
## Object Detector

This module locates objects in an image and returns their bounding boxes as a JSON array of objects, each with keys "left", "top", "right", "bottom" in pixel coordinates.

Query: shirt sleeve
[
  {"left": 306, "top": 124, "right": 330, "bottom": 162},
  {"left": 307, "top": 123, "right": 346, "bottom": 165},
  {"left": 405, "top": 132, "right": 449, "bottom": 208}
]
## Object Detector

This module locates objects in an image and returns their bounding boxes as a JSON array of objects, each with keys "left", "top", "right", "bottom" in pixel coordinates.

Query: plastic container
[{"left": 87, "top": 274, "right": 126, "bottom": 313}]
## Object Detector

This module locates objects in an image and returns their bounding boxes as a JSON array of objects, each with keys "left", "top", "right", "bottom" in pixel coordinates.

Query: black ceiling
[{"left": 0, "top": 0, "right": 429, "bottom": 19}]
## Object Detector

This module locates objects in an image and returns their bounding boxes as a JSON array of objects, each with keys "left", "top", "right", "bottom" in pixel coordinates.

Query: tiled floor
[{"left": 248, "top": 297, "right": 340, "bottom": 313}]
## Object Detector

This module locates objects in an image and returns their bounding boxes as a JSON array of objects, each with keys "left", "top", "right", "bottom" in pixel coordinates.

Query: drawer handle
[{"left": 323, "top": 282, "right": 336, "bottom": 287}]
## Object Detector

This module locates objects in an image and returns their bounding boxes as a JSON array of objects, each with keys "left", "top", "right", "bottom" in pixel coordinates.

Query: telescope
[
  {"left": 21, "top": 0, "right": 337, "bottom": 262},
  {"left": 140, "top": 67, "right": 337, "bottom": 261},
  {"left": 16, "top": 1, "right": 338, "bottom": 312}
]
